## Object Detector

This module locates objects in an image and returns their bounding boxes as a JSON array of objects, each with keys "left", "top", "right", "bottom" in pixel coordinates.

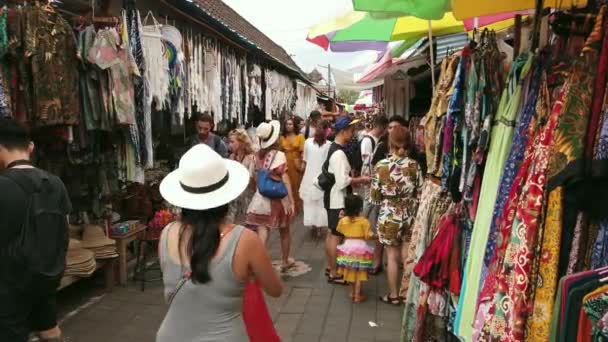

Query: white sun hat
[
  {"left": 256, "top": 120, "right": 281, "bottom": 149},
  {"left": 160, "top": 144, "right": 249, "bottom": 210}
]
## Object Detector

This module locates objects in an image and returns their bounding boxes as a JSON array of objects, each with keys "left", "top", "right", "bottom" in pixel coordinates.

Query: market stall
[{"left": 0, "top": 0, "right": 311, "bottom": 291}]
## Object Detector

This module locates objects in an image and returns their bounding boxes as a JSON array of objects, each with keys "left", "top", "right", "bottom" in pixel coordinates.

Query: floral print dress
[{"left": 370, "top": 155, "right": 423, "bottom": 246}]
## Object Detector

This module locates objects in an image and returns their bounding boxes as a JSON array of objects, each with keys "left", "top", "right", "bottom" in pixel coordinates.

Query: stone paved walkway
[{"left": 57, "top": 217, "right": 403, "bottom": 342}]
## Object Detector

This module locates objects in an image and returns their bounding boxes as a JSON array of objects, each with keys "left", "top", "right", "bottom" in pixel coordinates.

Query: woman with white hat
[
  {"left": 246, "top": 120, "right": 297, "bottom": 272},
  {"left": 156, "top": 144, "right": 282, "bottom": 342}
]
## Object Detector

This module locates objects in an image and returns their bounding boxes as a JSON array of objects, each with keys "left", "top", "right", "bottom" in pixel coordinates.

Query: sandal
[
  {"left": 324, "top": 267, "right": 330, "bottom": 276},
  {"left": 379, "top": 294, "right": 401, "bottom": 305},
  {"left": 327, "top": 274, "right": 348, "bottom": 285},
  {"left": 353, "top": 293, "right": 367, "bottom": 303},
  {"left": 280, "top": 259, "right": 296, "bottom": 273}
]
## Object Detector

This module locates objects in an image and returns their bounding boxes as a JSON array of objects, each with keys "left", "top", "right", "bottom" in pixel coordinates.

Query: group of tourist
[
  {"left": 160, "top": 110, "right": 425, "bottom": 340},
  {"left": 0, "top": 110, "right": 423, "bottom": 341},
  {"left": 183, "top": 109, "right": 424, "bottom": 307}
]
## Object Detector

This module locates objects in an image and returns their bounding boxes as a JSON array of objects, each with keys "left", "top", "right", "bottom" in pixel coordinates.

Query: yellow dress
[
  {"left": 336, "top": 217, "right": 375, "bottom": 283},
  {"left": 280, "top": 134, "right": 305, "bottom": 209}
]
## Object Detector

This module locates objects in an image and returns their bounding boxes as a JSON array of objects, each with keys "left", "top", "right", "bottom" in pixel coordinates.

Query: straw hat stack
[
  {"left": 80, "top": 225, "right": 119, "bottom": 259},
  {"left": 64, "top": 239, "right": 96, "bottom": 277}
]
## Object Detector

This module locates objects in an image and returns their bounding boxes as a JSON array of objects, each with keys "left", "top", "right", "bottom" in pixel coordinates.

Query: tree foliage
[{"left": 337, "top": 89, "right": 360, "bottom": 105}]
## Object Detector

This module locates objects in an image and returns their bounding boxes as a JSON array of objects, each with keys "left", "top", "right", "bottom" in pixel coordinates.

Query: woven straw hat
[
  {"left": 81, "top": 225, "right": 116, "bottom": 249},
  {"left": 66, "top": 248, "right": 95, "bottom": 267},
  {"left": 68, "top": 238, "right": 83, "bottom": 251}
]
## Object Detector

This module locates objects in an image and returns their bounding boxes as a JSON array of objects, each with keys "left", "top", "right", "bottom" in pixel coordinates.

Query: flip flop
[
  {"left": 379, "top": 294, "right": 401, "bottom": 305},
  {"left": 280, "top": 259, "right": 297, "bottom": 273}
]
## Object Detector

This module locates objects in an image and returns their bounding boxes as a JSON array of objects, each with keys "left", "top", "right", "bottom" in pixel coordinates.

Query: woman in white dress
[{"left": 299, "top": 120, "right": 330, "bottom": 238}]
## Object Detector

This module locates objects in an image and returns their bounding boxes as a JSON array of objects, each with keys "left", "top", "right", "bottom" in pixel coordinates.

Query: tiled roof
[{"left": 193, "top": 0, "right": 306, "bottom": 78}]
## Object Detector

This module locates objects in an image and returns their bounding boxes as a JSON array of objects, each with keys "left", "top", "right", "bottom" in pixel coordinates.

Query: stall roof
[
  {"left": 188, "top": 0, "right": 309, "bottom": 82},
  {"left": 357, "top": 32, "right": 468, "bottom": 84}
]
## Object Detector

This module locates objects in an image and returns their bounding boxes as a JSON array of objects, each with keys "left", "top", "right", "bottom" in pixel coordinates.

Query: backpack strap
[
  {"left": 363, "top": 135, "right": 376, "bottom": 152},
  {"left": 322, "top": 143, "right": 343, "bottom": 174}
]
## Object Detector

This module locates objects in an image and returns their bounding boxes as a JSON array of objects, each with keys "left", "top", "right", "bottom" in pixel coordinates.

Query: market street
[{"left": 55, "top": 216, "right": 403, "bottom": 342}]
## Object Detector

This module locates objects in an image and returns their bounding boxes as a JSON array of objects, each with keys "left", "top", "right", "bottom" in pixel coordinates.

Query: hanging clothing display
[
  {"left": 456, "top": 53, "right": 533, "bottom": 340},
  {"left": 78, "top": 25, "right": 111, "bottom": 131},
  {"left": 397, "top": 4, "right": 608, "bottom": 342},
  {"left": 23, "top": 6, "right": 81, "bottom": 126},
  {"left": 422, "top": 55, "right": 459, "bottom": 178},
  {"left": 400, "top": 179, "right": 452, "bottom": 341},
  {"left": 88, "top": 27, "right": 136, "bottom": 126},
  {"left": 125, "top": 8, "right": 149, "bottom": 167}
]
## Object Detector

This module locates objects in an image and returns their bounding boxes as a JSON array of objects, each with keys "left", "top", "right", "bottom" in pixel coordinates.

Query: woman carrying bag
[
  {"left": 156, "top": 144, "right": 283, "bottom": 342},
  {"left": 246, "top": 120, "right": 297, "bottom": 272}
]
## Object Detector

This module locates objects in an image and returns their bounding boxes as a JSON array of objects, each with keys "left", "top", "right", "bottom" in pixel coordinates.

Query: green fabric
[
  {"left": 456, "top": 53, "right": 532, "bottom": 341},
  {"left": 352, "top": 0, "right": 450, "bottom": 20},
  {"left": 549, "top": 278, "right": 564, "bottom": 342},
  {"left": 331, "top": 14, "right": 396, "bottom": 42}
]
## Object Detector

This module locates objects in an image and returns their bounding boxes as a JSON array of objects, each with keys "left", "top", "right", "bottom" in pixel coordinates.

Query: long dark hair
[{"left": 178, "top": 205, "right": 230, "bottom": 284}]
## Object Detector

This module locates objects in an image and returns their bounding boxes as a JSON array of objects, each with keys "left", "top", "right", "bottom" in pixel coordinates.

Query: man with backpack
[
  {"left": 359, "top": 115, "right": 389, "bottom": 275},
  {"left": 0, "top": 118, "right": 72, "bottom": 342},
  {"left": 317, "top": 116, "right": 371, "bottom": 284},
  {"left": 189, "top": 111, "right": 228, "bottom": 157}
]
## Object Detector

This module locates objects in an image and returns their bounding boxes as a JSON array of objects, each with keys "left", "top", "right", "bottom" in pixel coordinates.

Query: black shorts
[
  {"left": 0, "top": 276, "right": 61, "bottom": 342},
  {"left": 326, "top": 208, "right": 344, "bottom": 237}
]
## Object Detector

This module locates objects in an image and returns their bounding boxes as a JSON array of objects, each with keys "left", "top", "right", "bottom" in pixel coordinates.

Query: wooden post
[
  {"left": 514, "top": 14, "right": 522, "bottom": 58},
  {"left": 531, "top": 0, "right": 544, "bottom": 51}
]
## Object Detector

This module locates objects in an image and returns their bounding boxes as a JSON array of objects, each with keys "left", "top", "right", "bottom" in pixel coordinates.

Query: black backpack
[
  {"left": 3, "top": 171, "right": 69, "bottom": 278},
  {"left": 317, "top": 143, "right": 345, "bottom": 192}
]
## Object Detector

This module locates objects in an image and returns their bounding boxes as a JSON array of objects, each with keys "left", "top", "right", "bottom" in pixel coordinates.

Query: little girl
[{"left": 336, "top": 194, "right": 375, "bottom": 303}]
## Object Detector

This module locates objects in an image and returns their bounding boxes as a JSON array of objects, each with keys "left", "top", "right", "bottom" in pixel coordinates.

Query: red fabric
[
  {"left": 306, "top": 35, "right": 329, "bottom": 50},
  {"left": 413, "top": 206, "right": 463, "bottom": 293},
  {"left": 577, "top": 306, "right": 592, "bottom": 342},
  {"left": 242, "top": 281, "right": 281, "bottom": 342}
]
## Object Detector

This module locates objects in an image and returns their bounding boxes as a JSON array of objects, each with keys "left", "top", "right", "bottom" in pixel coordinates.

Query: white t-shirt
[
  {"left": 327, "top": 148, "right": 352, "bottom": 209},
  {"left": 360, "top": 134, "right": 379, "bottom": 175}
]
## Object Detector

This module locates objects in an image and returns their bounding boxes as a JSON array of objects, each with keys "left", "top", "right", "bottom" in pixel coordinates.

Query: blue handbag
[{"left": 257, "top": 152, "right": 288, "bottom": 199}]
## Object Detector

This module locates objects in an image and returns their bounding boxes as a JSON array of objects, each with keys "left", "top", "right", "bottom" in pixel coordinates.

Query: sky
[{"left": 222, "top": 0, "right": 379, "bottom": 74}]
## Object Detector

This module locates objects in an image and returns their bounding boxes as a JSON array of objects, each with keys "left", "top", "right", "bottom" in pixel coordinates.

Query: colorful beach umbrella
[
  {"left": 351, "top": 0, "right": 589, "bottom": 20},
  {"left": 331, "top": 12, "right": 464, "bottom": 42},
  {"left": 452, "top": 0, "right": 588, "bottom": 20},
  {"left": 306, "top": 12, "right": 464, "bottom": 52},
  {"left": 352, "top": 0, "right": 451, "bottom": 20}
]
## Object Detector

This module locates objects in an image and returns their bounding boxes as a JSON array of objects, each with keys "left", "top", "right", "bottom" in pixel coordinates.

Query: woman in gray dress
[{"left": 157, "top": 144, "right": 283, "bottom": 342}]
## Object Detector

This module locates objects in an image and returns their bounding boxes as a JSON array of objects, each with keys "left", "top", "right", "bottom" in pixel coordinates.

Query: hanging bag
[
  {"left": 242, "top": 280, "right": 281, "bottom": 342},
  {"left": 317, "top": 143, "right": 343, "bottom": 192},
  {"left": 256, "top": 151, "right": 288, "bottom": 199}
]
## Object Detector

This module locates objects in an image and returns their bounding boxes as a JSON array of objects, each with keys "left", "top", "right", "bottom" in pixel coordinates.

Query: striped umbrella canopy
[{"left": 306, "top": 12, "right": 464, "bottom": 51}]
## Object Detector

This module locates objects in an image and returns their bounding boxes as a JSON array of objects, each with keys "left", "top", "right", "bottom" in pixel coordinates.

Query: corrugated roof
[
  {"left": 190, "top": 0, "right": 307, "bottom": 79},
  {"left": 413, "top": 33, "right": 469, "bottom": 63}
]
